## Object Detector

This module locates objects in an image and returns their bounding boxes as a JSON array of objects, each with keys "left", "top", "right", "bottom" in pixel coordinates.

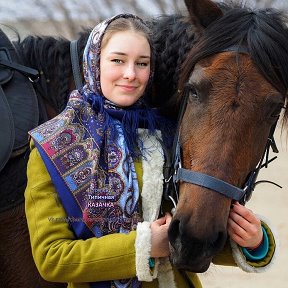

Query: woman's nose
[{"left": 123, "top": 64, "right": 136, "bottom": 80}]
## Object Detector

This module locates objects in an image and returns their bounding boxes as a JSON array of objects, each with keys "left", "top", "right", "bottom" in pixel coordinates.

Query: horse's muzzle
[
  {"left": 168, "top": 216, "right": 227, "bottom": 272},
  {"left": 169, "top": 243, "right": 212, "bottom": 272}
]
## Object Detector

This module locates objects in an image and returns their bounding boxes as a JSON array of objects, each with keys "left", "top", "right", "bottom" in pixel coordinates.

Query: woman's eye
[
  {"left": 137, "top": 62, "right": 149, "bottom": 67},
  {"left": 112, "top": 59, "right": 123, "bottom": 64}
]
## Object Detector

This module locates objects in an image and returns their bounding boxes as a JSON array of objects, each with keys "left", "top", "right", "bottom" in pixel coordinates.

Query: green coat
[{"left": 25, "top": 138, "right": 276, "bottom": 288}]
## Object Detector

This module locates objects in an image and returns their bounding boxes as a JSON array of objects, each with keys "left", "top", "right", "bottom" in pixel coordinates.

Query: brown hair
[{"left": 101, "top": 17, "right": 152, "bottom": 50}]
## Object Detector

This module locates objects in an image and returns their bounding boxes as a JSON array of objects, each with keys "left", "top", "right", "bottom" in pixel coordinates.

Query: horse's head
[{"left": 167, "top": 0, "right": 288, "bottom": 272}]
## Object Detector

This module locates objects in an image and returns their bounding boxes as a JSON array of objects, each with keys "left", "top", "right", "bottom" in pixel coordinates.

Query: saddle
[
  {"left": 0, "top": 28, "right": 39, "bottom": 172},
  {"left": 0, "top": 29, "right": 40, "bottom": 212}
]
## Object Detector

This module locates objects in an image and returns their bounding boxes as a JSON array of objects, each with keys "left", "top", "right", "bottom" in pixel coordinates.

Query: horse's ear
[{"left": 184, "top": 0, "right": 223, "bottom": 32}]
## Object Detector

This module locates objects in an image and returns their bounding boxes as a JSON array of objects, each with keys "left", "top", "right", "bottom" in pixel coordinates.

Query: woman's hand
[
  {"left": 150, "top": 213, "right": 172, "bottom": 258},
  {"left": 227, "top": 202, "right": 263, "bottom": 249}
]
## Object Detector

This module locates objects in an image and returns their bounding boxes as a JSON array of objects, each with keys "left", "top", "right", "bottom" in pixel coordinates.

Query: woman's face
[{"left": 100, "top": 30, "right": 151, "bottom": 107}]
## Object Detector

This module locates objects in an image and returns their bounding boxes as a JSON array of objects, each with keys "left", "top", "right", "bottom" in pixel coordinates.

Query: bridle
[{"left": 163, "top": 47, "right": 282, "bottom": 210}]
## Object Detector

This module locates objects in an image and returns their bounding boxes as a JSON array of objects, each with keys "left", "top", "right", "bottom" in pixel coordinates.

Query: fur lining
[
  {"left": 135, "top": 222, "right": 158, "bottom": 281},
  {"left": 135, "top": 130, "right": 176, "bottom": 286},
  {"left": 230, "top": 214, "right": 279, "bottom": 273},
  {"left": 140, "top": 129, "right": 164, "bottom": 222}
]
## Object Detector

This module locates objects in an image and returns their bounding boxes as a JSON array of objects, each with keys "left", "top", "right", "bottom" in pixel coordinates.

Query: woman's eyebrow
[{"left": 109, "top": 51, "right": 150, "bottom": 59}]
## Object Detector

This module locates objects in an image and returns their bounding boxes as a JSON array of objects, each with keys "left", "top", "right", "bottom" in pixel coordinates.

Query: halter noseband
[{"left": 163, "top": 46, "right": 282, "bottom": 209}]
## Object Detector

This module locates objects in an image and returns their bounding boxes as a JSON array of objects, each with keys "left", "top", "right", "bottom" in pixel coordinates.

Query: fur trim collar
[{"left": 135, "top": 130, "right": 176, "bottom": 287}]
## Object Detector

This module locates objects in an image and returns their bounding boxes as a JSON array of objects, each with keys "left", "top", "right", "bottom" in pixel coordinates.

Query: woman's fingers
[{"left": 228, "top": 202, "right": 263, "bottom": 248}]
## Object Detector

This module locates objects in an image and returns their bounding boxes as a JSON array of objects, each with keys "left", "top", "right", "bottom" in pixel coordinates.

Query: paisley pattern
[{"left": 31, "top": 91, "right": 142, "bottom": 238}]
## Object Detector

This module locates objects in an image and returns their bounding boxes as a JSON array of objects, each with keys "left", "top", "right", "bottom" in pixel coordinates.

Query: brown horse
[
  {"left": 0, "top": 0, "right": 288, "bottom": 286},
  {"left": 161, "top": 0, "right": 288, "bottom": 272}
]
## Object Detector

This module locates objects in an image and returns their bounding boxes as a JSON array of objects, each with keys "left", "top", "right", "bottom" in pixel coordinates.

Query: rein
[{"left": 163, "top": 47, "right": 282, "bottom": 209}]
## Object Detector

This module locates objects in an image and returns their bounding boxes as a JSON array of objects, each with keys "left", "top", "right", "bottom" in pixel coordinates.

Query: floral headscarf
[
  {"left": 80, "top": 14, "right": 159, "bottom": 159},
  {"left": 83, "top": 13, "right": 154, "bottom": 98}
]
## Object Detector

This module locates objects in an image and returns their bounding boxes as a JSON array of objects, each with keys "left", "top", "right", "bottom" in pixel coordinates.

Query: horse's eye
[
  {"left": 187, "top": 85, "right": 199, "bottom": 101},
  {"left": 271, "top": 104, "right": 285, "bottom": 118}
]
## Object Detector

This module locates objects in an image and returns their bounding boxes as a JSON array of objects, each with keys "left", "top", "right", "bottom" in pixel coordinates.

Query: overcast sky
[
  {"left": 0, "top": 0, "right": 287, "bottom": 23},
  {"left": 0, "top": 0, "right": 181, "bottom": 22}
]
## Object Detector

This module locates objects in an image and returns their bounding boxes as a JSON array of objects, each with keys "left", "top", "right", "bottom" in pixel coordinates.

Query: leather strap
[
  {"left": 175, "top": 168, "right": 246, "bottom": 201},
  {"left": 0, "top": 57, "right": 39, "bottom": 81},
  {"left": 70, "top": 40, "right": 83, "bottom": 90}
]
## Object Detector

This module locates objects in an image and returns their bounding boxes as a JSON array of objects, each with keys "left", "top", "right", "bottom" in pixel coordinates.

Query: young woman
[{"left": 25, "top": 14, "right": 276, "bottom": 288}]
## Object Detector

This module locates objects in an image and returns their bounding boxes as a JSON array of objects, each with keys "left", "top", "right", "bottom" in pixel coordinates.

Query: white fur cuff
[
  {"left": 135, "top": 221, "right": 158, "bottom": 281},
  {"left": 230, "top": 214, "right": 278, "bottom": 273}
]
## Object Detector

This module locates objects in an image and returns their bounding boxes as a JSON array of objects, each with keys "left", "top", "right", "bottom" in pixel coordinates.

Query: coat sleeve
[
  {"left": 25, "top": 145, "right": 138, "bottom": 283},
  {"left": 212, "top": 218, "right": 277, "bottom": 273}
]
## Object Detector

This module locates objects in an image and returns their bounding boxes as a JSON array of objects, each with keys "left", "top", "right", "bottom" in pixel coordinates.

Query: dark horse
[{"left": 1, "top": 0, "right": 288, "bottom": 286}]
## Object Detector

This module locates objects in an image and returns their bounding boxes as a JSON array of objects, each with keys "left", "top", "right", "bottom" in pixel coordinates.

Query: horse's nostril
[
  {"left": 168, "top": 218, "right": 180, "bottom": 246},
  {"left": 213, "top": 230, "right": 226, "bottom": 250}
]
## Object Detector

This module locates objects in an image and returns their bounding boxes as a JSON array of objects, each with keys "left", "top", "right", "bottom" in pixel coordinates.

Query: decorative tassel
[{"left": 85, "top": 92, "right": 173, "bottom": 159}]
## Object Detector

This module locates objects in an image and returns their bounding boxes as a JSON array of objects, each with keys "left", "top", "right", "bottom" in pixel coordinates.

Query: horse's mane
[
  {"left": 179, "top": 3, "right": 288, "bottom": 123},
  {"left": 14, "top": 30, "right": 90, "bottom": 114},
  {"left": 147, "top": 14, "right": 195, "bottom": 116}
]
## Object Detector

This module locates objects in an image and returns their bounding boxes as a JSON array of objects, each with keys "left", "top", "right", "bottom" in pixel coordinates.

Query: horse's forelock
[
  {"left": 247, "top": 9, "right": 288, "bottom": 95},
  {"left": 179, "top": 6, "right": 288, "bottom": 101}
]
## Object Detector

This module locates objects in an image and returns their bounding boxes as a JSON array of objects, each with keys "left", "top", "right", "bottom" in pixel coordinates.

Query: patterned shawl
[{"left": 30, "top": 14, "right": 162, "bottom": 288}]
